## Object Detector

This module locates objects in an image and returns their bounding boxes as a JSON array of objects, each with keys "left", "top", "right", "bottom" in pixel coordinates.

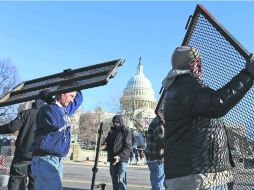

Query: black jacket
[
  {"left": 163, "top": 69, "right": 253, "bottom": 179},
  {"left": 105, "top": 126, "right": 132, "bottom": 162},
  {"left": 0, "top": 108, "right": 38, "bottom": 161}
]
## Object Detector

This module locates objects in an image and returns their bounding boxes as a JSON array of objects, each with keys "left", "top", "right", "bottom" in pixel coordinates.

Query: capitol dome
[{"left": 120, "top": 58, "right": 157, "bottom": 129}]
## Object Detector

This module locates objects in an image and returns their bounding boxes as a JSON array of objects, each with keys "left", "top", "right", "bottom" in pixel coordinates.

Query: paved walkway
[
  {"left": 64, "top": 160, "right": 147, "bottom": 168},
  {"left": 0, "top": 160, "right": 147, "bottom": 190}
]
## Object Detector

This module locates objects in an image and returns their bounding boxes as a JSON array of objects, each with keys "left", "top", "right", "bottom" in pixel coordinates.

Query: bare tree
[
  {"left": 78, "top": 107, "right": 111, "bottom": 148},
  {"left": 0, "top": 59, "right": 19, "bottom": 124},
  {"left": 120, "top": 98, "right": 146, "bottom": 133}
]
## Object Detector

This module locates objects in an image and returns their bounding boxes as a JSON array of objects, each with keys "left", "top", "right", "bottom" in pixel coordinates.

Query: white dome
[
  {"left": 123, "top": 63, "right": 156, "bottom": 101},
  {"left": 120, "top": 59, "right": 157, "bottom": 112},
  {"left": 120, "top": 58, "right": 157, "bottom": 130},
  {"left": 127, "top": 64, "right": 152, "bottom": 88}
]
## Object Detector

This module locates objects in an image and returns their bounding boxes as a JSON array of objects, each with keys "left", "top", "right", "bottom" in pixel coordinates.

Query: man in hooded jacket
[
  {"left": 163, "top": 46, "right": 254, "bottom": 190},
  {"left": 101, "top": 115, "right": 132, "bottom": 190},
  {"left": 0, "top": 102, "right": 38, "bottom": 190}
]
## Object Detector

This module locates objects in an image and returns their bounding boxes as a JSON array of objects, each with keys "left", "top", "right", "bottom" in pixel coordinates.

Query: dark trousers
[
  {"left": 8, "top": 161, "right": 34, "bottom": 190},
  {"left": 110, "top": 162, "right": 127, "bottom": 190}
]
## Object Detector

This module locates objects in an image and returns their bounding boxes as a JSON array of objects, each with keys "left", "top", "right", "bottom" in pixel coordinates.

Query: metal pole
[{"left": 90, "top": 122, "right": 103, "bottom": 190}]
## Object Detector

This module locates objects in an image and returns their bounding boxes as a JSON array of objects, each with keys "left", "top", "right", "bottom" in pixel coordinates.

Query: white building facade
[{"left": 120, "top": 58, "right": 157, "bottom": 130}]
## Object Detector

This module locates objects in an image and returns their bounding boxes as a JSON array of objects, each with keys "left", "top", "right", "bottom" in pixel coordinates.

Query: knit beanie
[
  {"left": 112, "top": 115, "right": 123, "bottom": 126},
  {"left": 171, "top": 46, "right": 200, "bottom": 69}
]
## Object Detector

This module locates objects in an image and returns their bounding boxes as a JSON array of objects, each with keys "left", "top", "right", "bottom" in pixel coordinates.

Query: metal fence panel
[
  {"left": 0, "top": 135, "right": 15, "bottom": 188},
  {"left": 156, "top": 4, "right": 254, "bottom": 189},
  {"left": 0, "top": 59, "right": 123, "bottom": 107}
]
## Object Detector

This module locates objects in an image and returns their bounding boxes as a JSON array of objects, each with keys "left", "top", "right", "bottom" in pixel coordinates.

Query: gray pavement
[
  {"left": 0, "top": 160, "right": 150, "bottom": 190},
  {"left": 63, "top": 159, "right": 147, "bottom": 168},
  {"left": 63, "top": 160, "right": 150, "bottom": 190}
]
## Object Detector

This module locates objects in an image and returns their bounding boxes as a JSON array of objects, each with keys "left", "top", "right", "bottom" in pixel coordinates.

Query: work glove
[
  {"left": 113, "top": 155, "right": 120, "bottom": 165},
  {"left": 99, "top": 143, "right": 107, "bottom": 151},
  {"left": 160, "top": 149, "right": 164, "bottom": 156},
  {"left": 246, "top": 54, "right": 254, "bottom": 78},
  {"left": 39, "top": 89, "right": 55, "bottom": 104}
]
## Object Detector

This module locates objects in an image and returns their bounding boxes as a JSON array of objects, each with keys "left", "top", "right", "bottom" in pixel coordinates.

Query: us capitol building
[{"left": 120, "top": 58, "right": 157, "bottom": 130}]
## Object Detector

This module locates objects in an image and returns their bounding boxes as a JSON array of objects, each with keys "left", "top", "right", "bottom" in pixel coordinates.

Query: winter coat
[
  {"left": 145, "top": 117, "right": 164, "bottom": 161},
  {"left": 31, "top": 91, "right": 83, "bottom": 157},
  {"left": 0, "top": 107, "right": 38, "bottom": 161},
  {"left": 105, "top": 126, "right": 132, "bottom": 162},
  {"left": 163, "top": 69, "right": 253, "bottom": 179}
]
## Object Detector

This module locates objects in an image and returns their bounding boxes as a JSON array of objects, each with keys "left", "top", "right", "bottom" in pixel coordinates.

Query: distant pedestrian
[
  {"left": 129, "top": 131, "right": 138, "bottom": 165},
  {"left": 145, "top": 116, "right": 165, "bottom": 190},
  {"left": 101, "top": 115, "right": 132, "bottom": 190}
]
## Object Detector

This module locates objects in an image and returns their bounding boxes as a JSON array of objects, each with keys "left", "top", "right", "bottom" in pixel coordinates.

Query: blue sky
[{"left": 0, "top": 1, "right": 253, "bottom": 112}]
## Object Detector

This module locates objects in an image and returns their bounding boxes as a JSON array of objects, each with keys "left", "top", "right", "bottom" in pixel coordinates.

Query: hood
[
  {"left": 112, "top": 115, "right": 124, "bottom": 126},
  {"left": 162, "top": 69, "right": 191, "bottom": 91}
]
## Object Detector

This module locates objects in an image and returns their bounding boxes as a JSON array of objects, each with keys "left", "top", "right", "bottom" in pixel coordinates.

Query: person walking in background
[
  {"left": 101, "top": 115, "right": 132, "bottom": 190},
  {"left": 30, "top": 90, "right": 83, "bottom": 190},
  {"left": 0, "top": 101, "right": 38, "bottom": 190},
  {"left": 129, "top": 131, "right": 137, "bottom": 165},
  {"left": 162, "top": 46, "right": 254, "bottom": 190},
  {"left": 145, "top": 116, "right": 165, "bottom": 190}
]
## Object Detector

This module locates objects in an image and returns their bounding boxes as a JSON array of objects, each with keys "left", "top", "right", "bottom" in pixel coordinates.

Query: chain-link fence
[
  {"left": 156, "top": 4, "right": 254, "bottom": 189},
  {"left": 0, "top": 135, "right": 15, "bottom": 189}
]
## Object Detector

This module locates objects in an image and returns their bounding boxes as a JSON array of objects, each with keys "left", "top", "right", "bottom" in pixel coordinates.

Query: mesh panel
[
  {"left": 156, "top": 4, "right": 254, "bottom": 189},
  {"left": 0, "top": 135, "right": 15, "bottom": 176},
  {"left": 0, "top": 59, "right": 123, "bottom": 107},
  {"left": 7, "top": 76, "right": 108, "bottom": 102},
  {"left": 21, "top": 65, "right": 114, "bottom": 90}
]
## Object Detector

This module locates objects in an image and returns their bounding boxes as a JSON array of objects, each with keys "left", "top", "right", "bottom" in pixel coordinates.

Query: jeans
[
  {"left": 31, "top": 156, "right": 64, "bottom": 190},
  {"left": 147, "top": 160, "right": 165, "bottom": 190},
  {"left": 8, "top": 160, "right": 34, "bottom": 190},
  {"left": 110, "top": 162, "right": 127, "bottom": 190}
]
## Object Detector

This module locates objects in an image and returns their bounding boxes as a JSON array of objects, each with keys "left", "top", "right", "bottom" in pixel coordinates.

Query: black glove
[
  {"left": 246, "top": 53, "right": 254, "bottom": 78},
  {"left": 38, "top": 90, "right": 54, "bottom": 104},
  {"left": 246, "top": 60, "right": 254, "bottom": 78}
]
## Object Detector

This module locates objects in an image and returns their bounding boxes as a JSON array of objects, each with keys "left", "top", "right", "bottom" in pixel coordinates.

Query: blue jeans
[
  {"left": 147, "top": 160, "right": 165, "bottom": 190},
  {"left": 110, "top": 162, "right": 127, "bottom": 190},
  {"left": 31, "top": 156, "right": 64, "bottom": 190}
]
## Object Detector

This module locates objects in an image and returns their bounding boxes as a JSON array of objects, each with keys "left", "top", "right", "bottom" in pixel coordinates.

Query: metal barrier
[
  {"left": 156, "top": 4, "right": 254, "bottom": 189},
  {"left": 0, "top": 59, "right": 123, "bottom": 107},
  {"left": 0, "top": 59, "right": 123, "bottom": 189},
  {"left": 0, "top": 135, "right": 15, "bottom": 188}
]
